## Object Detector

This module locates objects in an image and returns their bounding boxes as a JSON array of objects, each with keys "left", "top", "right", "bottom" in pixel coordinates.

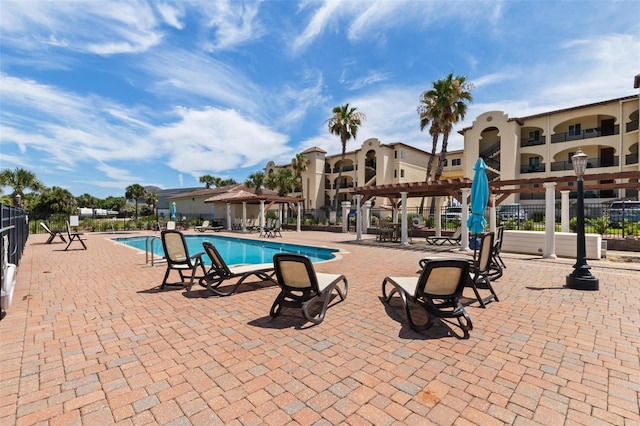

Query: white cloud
[
  {"left": 291, "top": 0, "right": 341, "bottom": 54},
  {"left": 155, "top": 2, "right": 185, "bottom": 30},
  {"left": 197, "top": 0, "right": 265, "bottom": 51}
]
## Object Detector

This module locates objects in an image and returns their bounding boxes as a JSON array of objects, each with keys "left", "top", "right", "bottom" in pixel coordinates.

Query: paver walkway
[{"left": 1, "top": 230, "right": 639, "bottom": 425}]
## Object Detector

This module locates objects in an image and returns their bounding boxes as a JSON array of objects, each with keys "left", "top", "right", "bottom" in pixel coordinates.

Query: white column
[
  {"left": 400, "top": 192, "right": 408, "bottom": 246},
  {"left": 363, "top": 201, "right": 371, "bottom": 234},
  {"left": 490, "top": 194, "right": 497, "bottom": 232},
  {"left": 435, "top": 197, "right": 443, "bottom": 237},
  {"left": 460, "top": 188, "right": 470, "bottom": 251},
  {"left": 260, "top": 200, "right": 265, "bottom": 232},
  {"left": 356, "top": 195, "right": 362, "bottom": 241},
  {"left": 341, "top": 202, "right": 351, "bottom": 233},
  {"left": 242, "top": 202, "right": 247, "bottom": 232},
  {"left": 226, "top": 203, "right": 231, "bottom": 231},
  {"left": 543, "top": 182, "right": 557, "bottom": 259},
  {"left": 561, "top": 190, "right": 570, "bottom": 232},
  {"left": 296, "top": 202, "right": 301, "bottom": 232}
]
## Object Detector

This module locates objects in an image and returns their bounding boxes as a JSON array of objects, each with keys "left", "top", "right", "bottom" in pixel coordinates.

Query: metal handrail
[{"left": 145, "top": 236, "right": 163, "bottom": 266}]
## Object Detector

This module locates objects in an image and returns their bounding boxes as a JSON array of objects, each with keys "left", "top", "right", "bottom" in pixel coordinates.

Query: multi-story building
[
  {"left": 266, "top": 138, "right": 446, "bottom": 210},
  {"left": 461, "top": 94, "right": 639, "bottom": 203}
]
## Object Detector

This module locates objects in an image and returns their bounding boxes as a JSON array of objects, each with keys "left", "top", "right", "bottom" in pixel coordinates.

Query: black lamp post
[{"left": 566, "top": 148, "right": 599, "bottom": 290}]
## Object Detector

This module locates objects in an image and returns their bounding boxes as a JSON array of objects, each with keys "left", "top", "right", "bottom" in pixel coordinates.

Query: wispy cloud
[{"left": 197, "top": 0, "right": 265, "bottom": 51}]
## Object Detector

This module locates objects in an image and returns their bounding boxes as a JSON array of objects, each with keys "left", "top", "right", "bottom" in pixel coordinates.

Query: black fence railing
[{"left": 1, "top": 204, "right": 29, "bottom": 267}]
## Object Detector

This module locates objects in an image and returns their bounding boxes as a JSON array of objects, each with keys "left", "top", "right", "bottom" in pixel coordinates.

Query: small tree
[{"left": 125, "top": 184, "right": 147, "bottom": 219}]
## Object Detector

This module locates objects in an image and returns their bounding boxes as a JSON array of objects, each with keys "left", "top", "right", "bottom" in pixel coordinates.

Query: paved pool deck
[{"left": 1, "top": 229, "right": 639, "bottom": 425}]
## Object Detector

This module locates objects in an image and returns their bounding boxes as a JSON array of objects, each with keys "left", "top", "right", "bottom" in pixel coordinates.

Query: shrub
[
  {"left": 588, "top": 217, "right": 609, "bottom": 235},
  {"left": 531, "top": 211, "right": 545, "bottom": 222}
]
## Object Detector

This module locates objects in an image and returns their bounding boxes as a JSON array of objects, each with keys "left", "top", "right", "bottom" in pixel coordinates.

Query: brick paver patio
[{"left": 1, "top": 230, "right": 639, "bottom": 425}]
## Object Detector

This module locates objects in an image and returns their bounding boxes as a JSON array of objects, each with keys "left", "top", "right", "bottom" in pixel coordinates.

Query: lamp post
[{"left": 566, "top": 148, "right": 599, "bottom": 290}]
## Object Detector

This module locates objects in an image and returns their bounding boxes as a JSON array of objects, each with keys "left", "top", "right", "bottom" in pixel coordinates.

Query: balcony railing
[
  {"left": 325, "top": 184, "right": 332, "bottom": 190},
  {"left": 520, "top": 164, "right": 546, "bottom": 173},
  {"left": 626, "top": 153, "right": 639, "bottom": 165},
  {"left": 626, "top": 120, "right": 639, "bottom": 133},
  {"left": 480, "top": 142, "right": 501, "bottom": 158},
  {"left": 550, "top": 156, "right": 619, "bottom": 171},
  {"left": 332, "top": 165, "right": 355, "bottom": 173},
  {"left": 520, "top": 136, "right": 546, "bottom": 147},
  {"left": 482, "top": 156, "right": 501, "bottom": 171},
  {"left": 364, "top": 160, "right": 376, "bottom": 169},
  {"left": 550, "top": 125, "right": 619, "bottom": 143}
]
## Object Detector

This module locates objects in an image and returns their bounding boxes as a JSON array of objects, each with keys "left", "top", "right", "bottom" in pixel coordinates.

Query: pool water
[{"left": 113, "top": 234, "right": 337, "bottom": 265}]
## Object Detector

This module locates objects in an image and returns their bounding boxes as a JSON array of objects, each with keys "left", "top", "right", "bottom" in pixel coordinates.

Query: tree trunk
[
  {"left": 334, "top": 140, "right": 347, "bottom": 213},
  {"left": 419, "top": 133, "right": 439, "bottom": 215}
]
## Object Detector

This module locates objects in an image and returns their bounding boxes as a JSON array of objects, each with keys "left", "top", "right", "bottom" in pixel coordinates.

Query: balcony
[
  {"left": 520, "top": 136, "right": 546, "bottom": 147},
  {"left": 520, "top": 164, "right": 546, "bottom": 174},
  {"left": 332, "top": 165, "right": 355, "bottom": 173},
  {"left": 550, "top": 156, "right": 619, "bottom": 171},
  {"left": 626, "top": 153, "right": 639, "bottom": 165},
  {"left": 626, "top": 120, "right": 639, "bottom": 133},
  {"left": 325, "top": 184, "right": 332, "bottom": 190},
  {"left": 550, "top": 125, "right": 619, "bottom": 143}
]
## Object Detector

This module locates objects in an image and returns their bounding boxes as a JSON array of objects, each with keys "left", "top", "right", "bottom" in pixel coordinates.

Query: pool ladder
[{"left": 145, "top": 236, "right": 164, "bottom": 266}]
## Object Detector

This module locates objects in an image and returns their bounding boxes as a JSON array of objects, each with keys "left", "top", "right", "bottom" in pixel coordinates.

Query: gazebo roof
[{"left": 205, "top": 190, "right": 303, "bottom": 204}]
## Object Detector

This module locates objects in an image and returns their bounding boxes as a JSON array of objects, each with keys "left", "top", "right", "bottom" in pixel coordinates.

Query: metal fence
[{"left": 1, "top": 203, "right": 29, "bottom": 267}]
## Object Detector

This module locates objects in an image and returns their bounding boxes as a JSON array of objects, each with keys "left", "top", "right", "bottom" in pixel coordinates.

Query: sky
[{"left": 1, "top": 0, "right": 639, "bottom": 199}]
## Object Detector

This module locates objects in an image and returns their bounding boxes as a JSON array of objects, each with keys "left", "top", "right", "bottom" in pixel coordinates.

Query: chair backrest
[
  {"left": 166, "top": 221, "right": 176, "bottom": 230},
  {"left": 452, "top": 227, "right": 462, "bottom": 240},
  {"left": 417, "top": 259, "right": 470, "bottom": 299},
  {"left": 273, "top": 254, "right": 318, "bottom": 293},
  {"left": 161, "top": 230, "right": 190, "bottom": 266},
  {"left": 201, "top": 220, "right": 210, "bottom": 228},
  {"left": 65, "top": 220, "right": 73, "bottom": 237},
  {"left": 476, "top": 232, "right": 495, "bottom": 273},
  {"left": 495, "top": 227, "right": 504, "bottom": 251},
  {"left": 40, "top": 222, "right": 53, "bottom": 235},
  {"left": 202, "top": 242, "right": 232, "bottom": 276}
]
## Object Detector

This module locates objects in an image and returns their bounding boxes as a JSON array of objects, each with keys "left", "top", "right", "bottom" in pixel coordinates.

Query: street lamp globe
[{"left": 572, "top": 148, "right": 588, "bottom": 177}]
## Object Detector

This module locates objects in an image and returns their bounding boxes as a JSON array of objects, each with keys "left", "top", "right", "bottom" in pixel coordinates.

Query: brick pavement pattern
[{"left": 1, "top": 230, "right": 639, "bottom": 425}]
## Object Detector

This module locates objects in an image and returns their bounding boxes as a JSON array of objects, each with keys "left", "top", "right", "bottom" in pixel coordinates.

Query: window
[
  {"left": 393, "top": 170, "right": 397, "bottom": 178},
  {"left": 400, "top": 149, "right": 405, "bottom": 160},
  {"left": 529, "top": 130, "right": 540, "bottom": 141},
  {"left": 442, "top": 159, "right": 448, "bottom": 167},
  {"left": 529, "top": 156, "right": 540, "bottom": 167},
  {"left": 452, "top": 158, "right": 461, "bottom": 166},
  {"left": 568, "top": 124, "right": 581, "bottom": 136},
  {"left": 568, "top": 152, "right": 575, "bottom": 163},
  {"left": 394, "top": 150, "right": 397, "bottom": 159},
  {"left": 400, "top": 169, "right": 405, "bottom": 178}
]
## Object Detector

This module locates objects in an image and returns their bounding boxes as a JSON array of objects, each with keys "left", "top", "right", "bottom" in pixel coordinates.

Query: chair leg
[{"left": 161, "top": 268, "right": 171, "bottom": 289}]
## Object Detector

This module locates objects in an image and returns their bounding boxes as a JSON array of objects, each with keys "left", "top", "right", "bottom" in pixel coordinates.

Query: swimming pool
[{"left": 113, "top": 234, "right": 338, "bottom": 265}]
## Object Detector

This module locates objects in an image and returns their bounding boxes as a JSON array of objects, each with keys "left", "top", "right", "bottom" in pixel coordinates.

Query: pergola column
[
  {"left": 296, "top": 202, "right": 301, "bottom": 232},
  {"left": 362, "top": 201, "right": 371, "bottom": 234},
  {"left": 460, "top": 188, "right": 470, "bottom": 251},
  {"left": 356, "top": 195, "right": 362, "bottom": 241},
  {"left": 226, "top": 203, "right": 231, "bottom": 231},
  {"left": 260, "top": 200, "right": 265, "bottom": 232},
  {"left": 400, "top": 192, "right": 408, "bottom": 246},
  {"left": 543, "top": 182, "right": 557, "bottom": 259},
  {"left": 435, "top": 197, "right": 443, "bottom": 237},
  {"left": 490, "top": 194, "right": 497, "bottom": 232},
  {"left": 341, "top": 202, "right": 351, "bottom": 233},
  {"left": 242, "top": 202, "right": 247, "bottom": 232}
]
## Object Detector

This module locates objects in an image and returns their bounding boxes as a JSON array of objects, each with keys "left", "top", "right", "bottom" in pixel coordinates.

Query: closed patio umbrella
[
  {"left": 170, "top": 202, "right": 177, "bottom": 220},
  {"left": 467, "top": 158, "right": 489, "bottom": 248}
]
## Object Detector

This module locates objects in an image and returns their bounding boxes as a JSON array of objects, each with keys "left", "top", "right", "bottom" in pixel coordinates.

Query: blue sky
[{"left": 1, "top": 0, "right": 638, "bottom": 199}]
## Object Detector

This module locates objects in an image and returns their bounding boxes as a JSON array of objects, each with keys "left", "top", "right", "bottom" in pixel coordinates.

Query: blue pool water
[{"left": 113, "top": 234, "right": 337, "bottom": 265}]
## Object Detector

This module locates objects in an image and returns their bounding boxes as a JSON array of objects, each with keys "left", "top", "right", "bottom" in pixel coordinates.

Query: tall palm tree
[
  {"left": 327, "top": 104, "right": 366, "bottom": 212},
  {"left": 245, "top": 172, "right": 265, "bottom": 195},
  {"left": 125, "top": 183, "right": 147, "bottom": 219},
  {"left": 291, "top": 153, "right": 310, "bottom": 208},
  {"left": 265, "top": 168, "right": 297, "bottom": 196},
  {"left": 432, "top": 73, "right": 473, "bottom": 181},
  {"left": 146, "top": 192, "right": 158, "bottom": 217},
  {"left": 417, "top": 90, "right": 443, "bottom": 214},
  {"left": 199, "top": 175, "right": 217, "bottom": 188},
  {"left": 0, "top": 167, "right": 46, "bottom": 202}
]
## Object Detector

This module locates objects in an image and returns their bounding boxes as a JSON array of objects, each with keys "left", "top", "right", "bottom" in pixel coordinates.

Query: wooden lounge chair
[
  {"left": 64, "top": 221, "right": 87, "bottom": 250},
  {"left": 194, "top": 220, "right": 223, "bottom": 232},
  {"left": 199, "top": 242, "right": 276, "bottom": 296},
  {"left": 426, "top": 227, "right": 462, "bottom": 246},
  {"left": 467, "top": 231, "right": 499, "bottom": 308},
  {"left": 270, "top": 253, "right": 348, "bottom": 325},
  {"left": 160, "top": 230, "right": 206, "bottom": 290},
  {"left": 40, "top": 222, "right": 66, "bottom": 244},
  {"left": 382, "top": 258, "right": 472, "bottom": 338}
]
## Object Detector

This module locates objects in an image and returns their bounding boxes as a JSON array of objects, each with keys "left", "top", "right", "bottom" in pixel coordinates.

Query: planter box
[{"left": 502, "top": 230, "right": 602, "bottom": 259}]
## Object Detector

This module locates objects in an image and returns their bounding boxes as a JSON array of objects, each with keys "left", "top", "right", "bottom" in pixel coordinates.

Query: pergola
[
  {"left": 351, "top": 171, "right": 640, "bottom": 253},
  {"left": 204, "top": 190, "right": 304, "bottom": 232}
]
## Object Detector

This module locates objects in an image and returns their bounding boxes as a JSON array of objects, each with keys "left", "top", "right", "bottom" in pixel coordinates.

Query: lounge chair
[
  {"left": 382, "top": 258, "right": 472, "bottom": 338},
  {"left": 64, "top": 221, "right": 87, "bottom": 250},
  {"left": 195, "top": 220, "right": 223, "bottom": 232},
  {"left": 198, "top": 242, "right": 276, "bottom": 296},
  {"left": 260, "top": 218, "right": 281, "bottom": 238},
  {"left": 40, "top": 222, "right": 66, "bottom": 244},
  {"left": 160, "top": 230, "right": 206, "bottom": 290},
  {"left": 165, "top": 221, "right": 176, "bottom": 230},
  {"left": 467, "top": 231, "right": 499, "bottom": 308},
  {"left": 426, "top": 227, "right": 461, "bottom": 246},
  {"left": 270, "top": 253, "right": 348, "bottom": 325},
  {"left": 488, "top": 227, "right": 506, "bottom": 280}
]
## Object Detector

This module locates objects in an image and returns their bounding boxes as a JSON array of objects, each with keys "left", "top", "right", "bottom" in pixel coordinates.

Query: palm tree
[
  {"left": 265, "top": 168, "right": 297, "bottom": 196},
  {"left": 125, "top": 183, "right": 147, "bottom": 219},
  {"left": 199, "top": 175, "right": 217, "bottom": 188},
  {"left": 432, "top": 73, "right": 473, "bottom": 181},
  {"left": 245, "top": 172, "right": 265, "bottom": 195},
  {"left": 291, "top": 153, "right": 310, "bottom": 208},
  {"left": 146, "top": 192, "right": 158, "bottom": 217},
  {"left": 0, "top": 168, "right": 46, "bottom": 203},
  {"left": 327, "top": 104, "right": 366, "bottom": 212}
]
